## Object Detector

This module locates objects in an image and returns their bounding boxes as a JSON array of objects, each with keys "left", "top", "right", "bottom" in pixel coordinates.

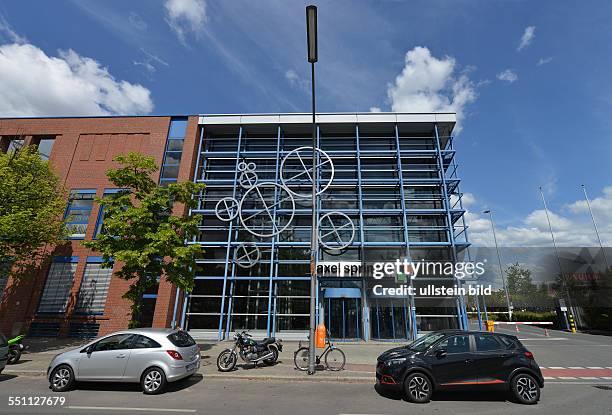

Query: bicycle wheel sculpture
[
  {"left": 318, "top": 211, "right": 355, "bottom": 251},
  {"left": 238, "top": 182, "right": 295, "bottom": 238},
  {"left": 234, "top": 242, "right": 260, "bottom": 269},
  {"left": 280, "top": 146, "right": 334, "bottom": 198}
]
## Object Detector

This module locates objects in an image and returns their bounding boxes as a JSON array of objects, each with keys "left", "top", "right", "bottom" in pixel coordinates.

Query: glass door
[{"left": 326, "top": 298, "right": 361, "bottom": 340}]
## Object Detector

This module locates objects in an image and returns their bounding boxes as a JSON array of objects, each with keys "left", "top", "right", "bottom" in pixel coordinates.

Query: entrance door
[{"left": 327, "top": 298, "right": 361, "bottom": 340}]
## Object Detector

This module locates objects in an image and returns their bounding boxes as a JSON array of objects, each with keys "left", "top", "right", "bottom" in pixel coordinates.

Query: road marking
[
  {"left": 601, "top": 377, "right": 612, "bottom": 380},
  {"left": 568, "top": 366, "right": 584, "bottom": 369},
  {"left": 549, "top": 367, "right": 566, "bottom": 369},
  {"left": 587, "top": 367, "right": 604, "bottom": 369},
  {"left": 607, "top": 367, "right": 612, "bottom": 369},
  {"left": 544, "top": 377, "right": 556, "bottom": 380},
  {"left": 558, "top": 376, "right": 577, "bottom": 379},
  {"left": 518, "top": 338, "right": 568, "bottom": 341},
  {"left": 579, "top": 377, "right": 599, "bottom": 380},
  {"left": 546, "top": 381, "right": 612, "bottom": 385},
  {"left": 68, "top": 406, "right": 196, "bottom": 413}
]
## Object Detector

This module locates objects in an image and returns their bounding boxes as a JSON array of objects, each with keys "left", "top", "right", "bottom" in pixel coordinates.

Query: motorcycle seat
[{"left": 254, "top": 337, "right": 276, "bottom": 346}]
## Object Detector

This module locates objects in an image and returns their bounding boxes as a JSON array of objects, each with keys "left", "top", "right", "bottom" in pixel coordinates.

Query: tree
[
  {"left": 505, "top": 263, "right": 553, "bottom": 309},
  {"left": 0, "top": 145, "right": 67, "bottom": 279},
  {"left": 83, "top": 153, "right": 205, "bottom": 327}
]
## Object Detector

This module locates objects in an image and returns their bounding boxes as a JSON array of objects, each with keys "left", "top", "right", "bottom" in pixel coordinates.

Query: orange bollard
[
  {"left": 315, "top": 323, "right": 326, "bottom": 348},
  {"left": 544, "top": 328, "right": 550, "bottom": 337}
]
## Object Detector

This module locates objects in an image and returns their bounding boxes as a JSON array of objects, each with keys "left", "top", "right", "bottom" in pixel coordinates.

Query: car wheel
[
  {"left": 404, "top": 372, "right": 433, "bottom": 403},
  {"left": 49, "top": 364, "right": 75, "bottom": 392},
  {"left": 511, "top": 373, "right": 540, "bottom": 405},
  {"left": 141, "top": 367, "right": 167, "bottom": 395}
]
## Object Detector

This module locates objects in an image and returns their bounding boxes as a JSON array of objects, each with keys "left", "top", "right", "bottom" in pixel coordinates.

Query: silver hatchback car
[{"left": 47, "top": 328, "right": 200, "bottom": 394}]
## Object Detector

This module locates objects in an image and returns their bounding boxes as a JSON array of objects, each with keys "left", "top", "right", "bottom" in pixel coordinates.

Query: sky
[{"left": 0, "top": 0, "right": 611, "bottom": 248}]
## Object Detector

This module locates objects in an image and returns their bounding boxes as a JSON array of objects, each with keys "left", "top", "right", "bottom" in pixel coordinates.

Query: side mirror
[
  {"left": 435, "top": 349, "right": 447, "bottom": 359},
  {"left": 86, "top": 345, "right": 93, "bottom": 355}
]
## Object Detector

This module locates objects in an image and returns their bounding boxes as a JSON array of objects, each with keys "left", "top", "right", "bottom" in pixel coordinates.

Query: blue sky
[{"left": 0, "top": 0, "right": 611, "bottom": 247}]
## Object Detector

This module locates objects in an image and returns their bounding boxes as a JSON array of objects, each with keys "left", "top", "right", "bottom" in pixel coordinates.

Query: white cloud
[
  {"left": 518, "top": 26, "right": 536, "bottom": 51},
  {"left": 464, "top": 188, "right": 612, "bottom": 247},
  {"left": 385, "top": 46, "right": 477, "bottom": 132},
  {"left": 0, "top": 43, "right": 153, "bottom": 117},
  {"left": 537, "top": 57, "right": 553, "bottom": 66},
  {"left": 0, "top": 13, "right": 27, "bottom": 44},
  {"left": 496, "top": 69, "right": 518, "bottom": 83},
  {"left": 370, "top": 107, "right": 382, "bottom": 113},
  {"left": 164, "top": 0, "right": 207, "bottom": 44},
  {"left": 134, "top": 48, "right": 169, "bottom": 75},
  {"left": 285, "top": 69, "right": 309, "bottom": 91}
]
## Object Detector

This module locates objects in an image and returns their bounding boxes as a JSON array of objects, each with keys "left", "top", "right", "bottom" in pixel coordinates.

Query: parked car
[
  {"left": 47, "top": 328, "right": 200, "bottom": 394},
  {"left": 376, "top": 329, "right": 544, "bottom": 405},
  {"left": 0, "top": 332, "right": 8, "bottom": 375}
]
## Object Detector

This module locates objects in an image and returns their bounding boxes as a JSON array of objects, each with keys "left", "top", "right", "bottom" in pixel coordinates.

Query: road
[{"left": 0, "top": 375, "right": 611, "bottom": 415}]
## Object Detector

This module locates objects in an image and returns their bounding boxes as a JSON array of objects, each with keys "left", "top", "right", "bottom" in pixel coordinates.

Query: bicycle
[{"left": 293, "top": 331, "right": 346, "bottom": 371}]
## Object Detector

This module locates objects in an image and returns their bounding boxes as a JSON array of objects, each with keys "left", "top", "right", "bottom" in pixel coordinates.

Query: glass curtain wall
[{"left": 187, "top": 121, "right": 468, "bottom": 340}]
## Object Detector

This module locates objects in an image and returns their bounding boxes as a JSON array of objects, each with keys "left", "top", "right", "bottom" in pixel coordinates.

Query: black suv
[{"left": 376, "top": 330, "right": 544, "bottom": 404}]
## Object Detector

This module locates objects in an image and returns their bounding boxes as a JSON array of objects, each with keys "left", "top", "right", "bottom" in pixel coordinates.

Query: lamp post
[
  {"left": 483, "top": 210, "right": 512, "bottom": 321},
  {"left": 306, "top": 4, "right": 318, "bottom": 376},
  {"left": 582, "top": 184, "right": 609, "bottom": 270}
]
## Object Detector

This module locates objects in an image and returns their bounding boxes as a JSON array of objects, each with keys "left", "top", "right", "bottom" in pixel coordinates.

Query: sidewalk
[{"left": 3, "top": 338, "right": 386, "bottom": 383}]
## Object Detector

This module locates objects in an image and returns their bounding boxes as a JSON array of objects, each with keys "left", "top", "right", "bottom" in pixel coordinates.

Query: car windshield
[
  {"left": 167, "top": 330, "right": 196, "bottom": 347},
  {"left": 406, "top": 332, "right": 446, "bottom": 352}
]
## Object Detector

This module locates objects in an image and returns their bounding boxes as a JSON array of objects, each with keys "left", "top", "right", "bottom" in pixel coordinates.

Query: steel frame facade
[{"left": 182, "top": 115, "right": 470, "bottom": 341}]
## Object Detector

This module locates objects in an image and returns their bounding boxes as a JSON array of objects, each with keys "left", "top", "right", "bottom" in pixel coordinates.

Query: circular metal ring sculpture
[
  {"left": 214, "top": 196, "right": 240, "bottom": 222},
  {"left": 234, "top": 242, "right": 260, "bottom": 269},
  {"left": 280, "top": 146, "right": 334, "bottom": 198},
  {"left": 239, "top": 182, "right": 295, "bottom": 238},
  {"left": 239, "top": 169, "right": 258, "bottom": 189},
  {"left": 318, "top": 211, "right": 355, "bottom": 251},
  {"left": 237, "top": 161, "right": 248, "bottom": 172}
]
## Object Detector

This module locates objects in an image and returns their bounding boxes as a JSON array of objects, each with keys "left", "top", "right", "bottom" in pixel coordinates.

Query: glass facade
[{"left": 184, "top": 118, "right": 470, "bottom": 341}]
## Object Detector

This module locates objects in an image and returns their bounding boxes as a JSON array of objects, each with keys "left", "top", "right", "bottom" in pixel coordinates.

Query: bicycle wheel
[
  {"left": 324, "top": 347, "right": 345, "bottom": 371},
  {"left": 294, "top": 347, "right": 310, "bottom": 371}
]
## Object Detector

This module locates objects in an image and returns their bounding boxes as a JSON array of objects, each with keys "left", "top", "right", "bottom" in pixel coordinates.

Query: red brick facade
[{"left": 0, "top": 115, "right": 200, "bottom": 337}]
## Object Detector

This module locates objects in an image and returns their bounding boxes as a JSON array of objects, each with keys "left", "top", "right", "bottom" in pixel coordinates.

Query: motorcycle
[
  {"left": 217, "top": 330, "right": 282, "bottom": 372},
  {"left": 7, "top": 334, "right": 28, "bottom": 364}
]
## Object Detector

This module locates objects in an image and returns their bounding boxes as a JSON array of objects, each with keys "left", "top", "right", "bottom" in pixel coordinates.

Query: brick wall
[{"left": 0, "top": 115, "right": 200, "bottom": 337}]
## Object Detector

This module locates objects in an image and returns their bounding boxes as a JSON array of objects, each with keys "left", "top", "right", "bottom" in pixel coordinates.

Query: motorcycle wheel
[
  {"left": 216, "top": 350, "right": 237, "bottom": 372},
  {"left": 263, "top": 347, "right": 279, "bottom": 365},
  {"left": 7, "top": 349, "right": 21, "bottom": 365}
]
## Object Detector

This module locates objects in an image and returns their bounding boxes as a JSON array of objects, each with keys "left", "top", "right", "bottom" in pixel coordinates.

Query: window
[
  {"left": 475, "top": 334, "right": 503, "bottom": 352},
  {"left": 0, "top": 274, "right": 8, "bottom": 298},
  {"left": 436, "top": 335, "right": 470, "bottom": 354},
  {"left": 132, "top": 335, "right": 161, "bottom": 349},
  {"left": 7, "top": 137, "right": 24, "bottom": 153},
  {"left": 65, "top": 190, "right": 96, "bottom": 239},
  {"left": 93, "top": 189, "right": 125, "bottom": 238},
  {"left": 30, "top": 135, "right": 56, "bottom": 160},
  {"left": 75, "top": 260, "right": 113, "bottom": 315},
  {"left": 167, "top": 331, "right": 196, "bottom": 347},
  {"left": 160, "top": 117, "right": 188, "bottom": 186},
  {"left": 38, "top": 259, "right": 78, "bottom": 313},
  {"left": 93, "top": 334, "right": 134, "bottom": 351}
]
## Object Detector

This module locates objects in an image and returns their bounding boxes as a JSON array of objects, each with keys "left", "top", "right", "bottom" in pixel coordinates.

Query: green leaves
[
  {"left": 0, "top": 146, "right": 67, "bottom": 279},
  {"left": 83, "top": 152, "right": 205, "bottom": 327}
]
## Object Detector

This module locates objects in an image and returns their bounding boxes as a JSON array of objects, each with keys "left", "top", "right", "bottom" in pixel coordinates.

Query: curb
[
  {"left": 3, "top": 369, "right": 374, "bottom": 384},
  {"left": 205, "top": 373, "right": 374, "bottom": 384}
]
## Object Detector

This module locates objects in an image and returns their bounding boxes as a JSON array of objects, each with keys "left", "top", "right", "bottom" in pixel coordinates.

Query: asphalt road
[{"left": 0, "top": 375, "right": 611, "bottom": 415}]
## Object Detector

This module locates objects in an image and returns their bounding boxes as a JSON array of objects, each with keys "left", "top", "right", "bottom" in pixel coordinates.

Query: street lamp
[
  {"left": 306, "top": 4, "right": 318, "bottom": 376},
  {"left": 483, "top": 210, "right": 513, "bottom": 321},
  {"left": 582, "top": 184, "right": 609, "bottom": 270}
]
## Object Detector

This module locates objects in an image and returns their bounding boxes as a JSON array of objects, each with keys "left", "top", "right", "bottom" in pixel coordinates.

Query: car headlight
[{"left": 386, "top": 358, "right": 407, "bottom": 367}]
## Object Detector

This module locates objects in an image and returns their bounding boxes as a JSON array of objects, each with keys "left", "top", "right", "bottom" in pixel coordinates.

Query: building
[{"left": 0, "top": 112, "right": 470, "bottom": 341}]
